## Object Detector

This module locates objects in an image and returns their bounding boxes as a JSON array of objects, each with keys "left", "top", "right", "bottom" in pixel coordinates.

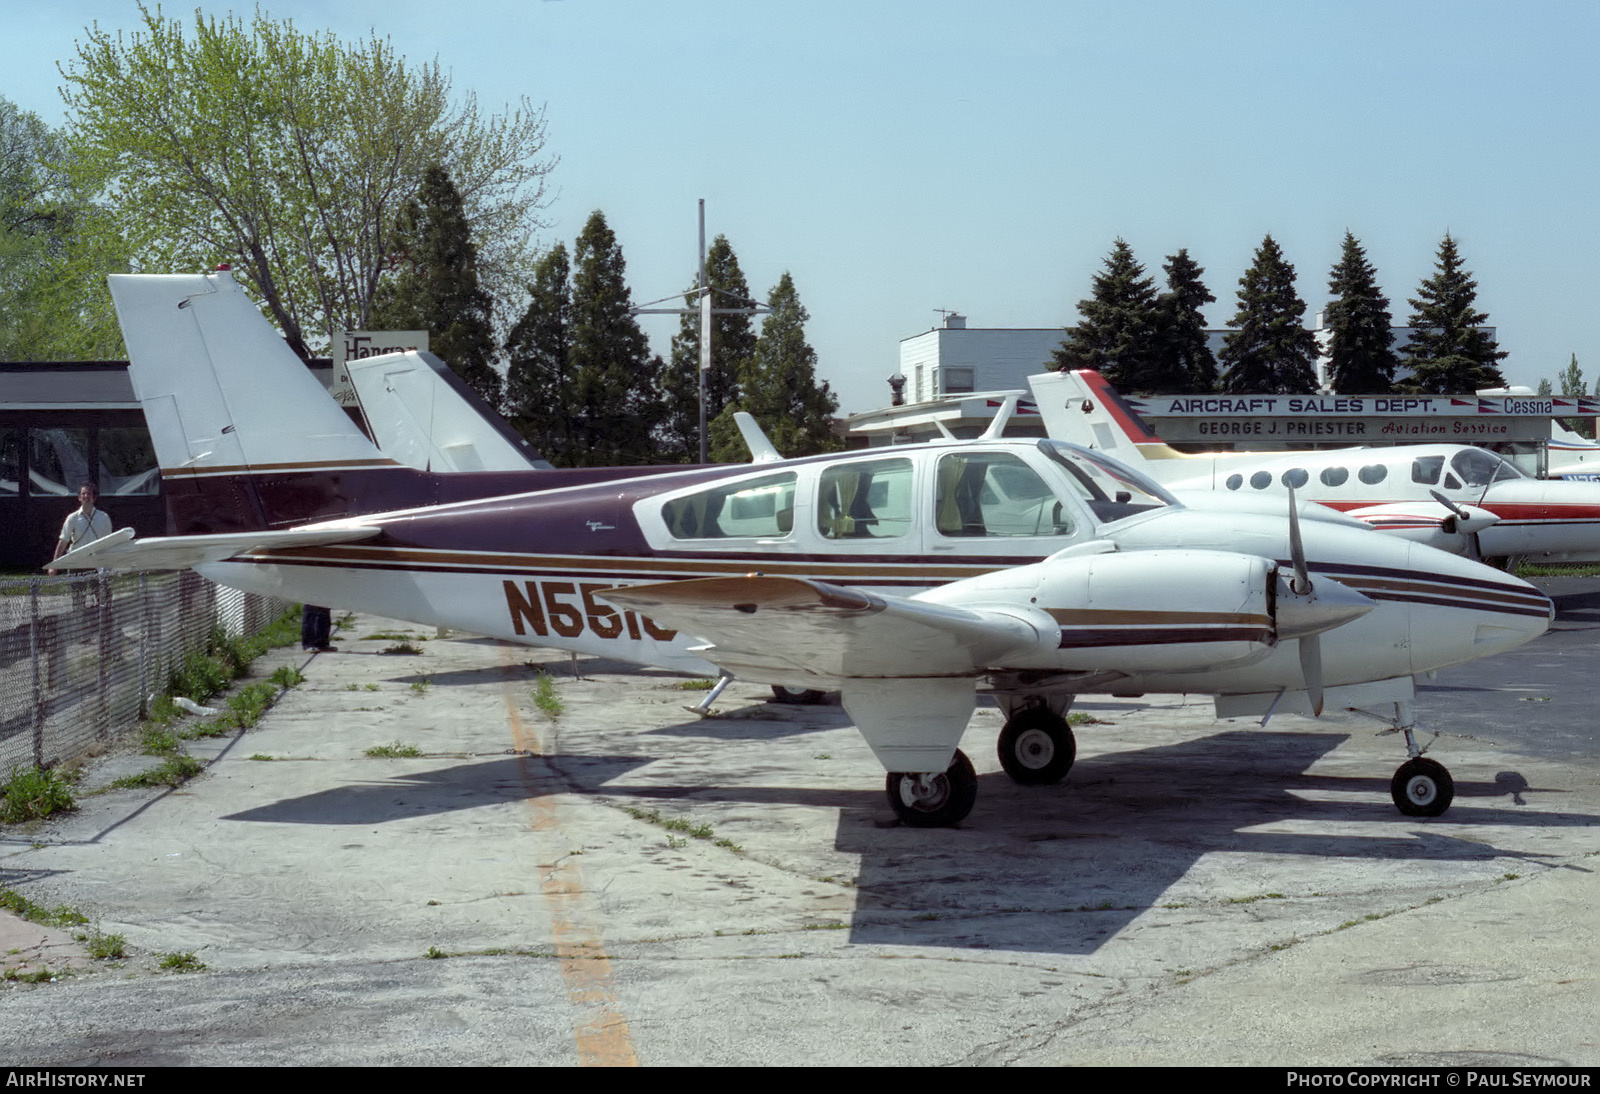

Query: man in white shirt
[{"left": 48, "top": 483, "right": 113, "bottom": 575}]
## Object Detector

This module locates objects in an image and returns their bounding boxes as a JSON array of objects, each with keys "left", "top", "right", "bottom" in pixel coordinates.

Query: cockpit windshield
[
  {"left": 1452, "top": 447, "right": 1525, "bottom": 488},
  {"left": 1036, "top": 440, "right": 1178, "bottom": 521}
]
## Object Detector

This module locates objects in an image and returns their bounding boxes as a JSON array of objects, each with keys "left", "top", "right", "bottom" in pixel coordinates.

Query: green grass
[
  {"left": 269, "top": 665, "right": 304, "bottom": 688},
  {"left": 409, "top": 678, "right": 431, "bottom": 694},
  {"left": 365, "top": 743, "right": 423, "bottom": 759},
  {"left": 674, "top": 678, "right": 716, "bottom": 691},
  {"left": 0, "top": 888, "right": 87, "bottom": 929},
  {"left": 382, "top": 642, "right": 423, "bottom": 655},
  {"left": 621, "top": 806, "right": 742, "bottom": 853},
  {"left": 533, "top": 673, "right": 563, "bottom": 719},
  {"left": 1, "top": 766, "right": 77, "bottom": 823}
]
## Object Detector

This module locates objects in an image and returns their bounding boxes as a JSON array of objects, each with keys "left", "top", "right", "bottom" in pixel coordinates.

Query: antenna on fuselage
[{"left": 734, "top": 412, "right": 784, "bottom": 464}]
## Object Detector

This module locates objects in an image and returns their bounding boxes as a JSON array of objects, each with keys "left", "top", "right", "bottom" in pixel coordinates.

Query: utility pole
[{"left": 633, "top": 200, "right": 769, "bottom": 463}]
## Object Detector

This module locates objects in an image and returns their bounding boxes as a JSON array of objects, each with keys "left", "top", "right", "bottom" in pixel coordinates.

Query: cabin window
[
  {"left": 1411, "top": 456, "right": 1445, "bottom": 485},
  {"left": 817, "top": 457, "right": 913, "bottom": 539},
  {"left": 937, "top": 451, "right": 1073, "bottom": 537},
  {"left": 1225, "top": 474, "right": 1243, "bottom": 491},
  {"left": 1250, "top": 471, "right": 1272, "bottom": 490},
  {"left": 663, "top": 472, "right": 797, "bottom": 539},
  {"left": 1358, "top": 464, "right": 1388, "bottom": 485},
  {"left": 1281, "top": 468, "right": 1309, "bottom": 488}
]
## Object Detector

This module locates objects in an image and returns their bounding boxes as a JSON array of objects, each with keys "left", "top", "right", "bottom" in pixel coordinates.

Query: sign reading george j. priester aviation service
[
  {"left": 328, "top": 331, "right": 430, "bottom": 407},
  {"left": 1125, "top": 394, "right": 1597, "bottom": 445}
]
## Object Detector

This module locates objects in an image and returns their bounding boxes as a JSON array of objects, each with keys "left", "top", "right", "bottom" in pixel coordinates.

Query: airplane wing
[
  {"left": 599, "top": 575, "right": 1056, "bottom": 686},
  {"left": 51, "top": 525, "right": 382, "bottom": 572}
]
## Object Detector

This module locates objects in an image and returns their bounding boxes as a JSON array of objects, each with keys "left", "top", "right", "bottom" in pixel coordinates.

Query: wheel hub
[
  {"left": 898, "top": 772, "right": 950, "bottom": 811},
  {"left": 1404, "top": 775, "right": 1436, "bottom": 807},
  {"left": 1013, "top": 727, "right": 1055, "bottom": 769}
]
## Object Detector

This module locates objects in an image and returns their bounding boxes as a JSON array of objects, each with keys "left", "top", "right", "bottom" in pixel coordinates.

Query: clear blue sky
[{"left": 7, "top": 0, "right": 1598, "bottom": 413}]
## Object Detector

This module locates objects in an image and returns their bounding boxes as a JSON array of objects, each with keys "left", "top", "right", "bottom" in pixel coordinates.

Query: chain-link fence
[{"left": 0, "top": 572, "right": 292, "bottom": 771}]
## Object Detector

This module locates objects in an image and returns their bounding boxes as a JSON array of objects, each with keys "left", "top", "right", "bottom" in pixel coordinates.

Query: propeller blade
[
  {"left": 1287, "top": 485, "right": 1311, "bottom": 596},
  {"left": 1299, "top": 633, "right": 1325, "bottom": 717}
]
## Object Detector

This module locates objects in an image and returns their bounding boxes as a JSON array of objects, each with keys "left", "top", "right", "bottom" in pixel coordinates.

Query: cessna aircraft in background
[
  {"left": 1033, "top": 369, "right": 1600, "bottom": 564},
  {"left": 56, "top": 270, "right": 1553, "bottom": 826}
]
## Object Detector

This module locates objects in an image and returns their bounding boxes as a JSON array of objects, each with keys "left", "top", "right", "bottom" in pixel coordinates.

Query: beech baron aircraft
[
  {"left": 56, "top": 271, "right": 1554, "bottom": 826},
  {"left": 1034, "top": 369, "right": 1600, "bottom": 564}
]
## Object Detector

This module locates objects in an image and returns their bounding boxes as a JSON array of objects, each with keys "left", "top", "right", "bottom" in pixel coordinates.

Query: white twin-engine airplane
[
  {"left": 56, "top": 270, "right": 1553, "bottom": 826},
  {"left": 1033, "top": 369, "right": 1600, "bottom": 564}
]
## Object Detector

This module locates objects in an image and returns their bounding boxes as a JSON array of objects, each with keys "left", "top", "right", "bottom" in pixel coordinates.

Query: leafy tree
[
  {"left": 59, "top": 4, "right": 553, "bottom": 359},
  {"left": 1397, "top": 234, "right": 1507, "bottom": 393},
  {"left": 661, "top": 235, "right": 759, "bottom": 462},
  {"left": 1323, "top": 231, "right": 1398, "bottom": 394},
  {"left": 370, "top": 165, "right": 500, "bottom": 407},
  {"left": 1052, "top": 239, "right": 1161, "bottom": 390},
  {"left": 0, "top": 96, "right": 123, "bottom": 359},
  {"left": 1218, "top": 234, "right": 1319, "bottom": 394},
  {"left": 709, "top": 272, "right": 839, "bottom": 462},
  {"left": 566, "top": 211, "right": 663, "bottom": 466},
  {"left": 1536, "top": 377, "right": 1552, "bottom": 396},
  {"left": 1150, "top": 248, "right": 1217, "bottom": 392},
  {"left": 504, "top": 242, "right": 572, "bottom": 459}
]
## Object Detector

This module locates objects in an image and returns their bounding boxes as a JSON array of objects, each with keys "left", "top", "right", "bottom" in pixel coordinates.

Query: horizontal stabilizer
[
  {"left": 599, "top": 575, "right": 1054, "bottom": 686},
  {"left": 52, "top": 525, "right": 381, "bottom": 572}
]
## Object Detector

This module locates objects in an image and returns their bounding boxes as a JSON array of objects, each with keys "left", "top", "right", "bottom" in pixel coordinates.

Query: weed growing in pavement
[
  {"left": 110, "top": 755, "right": 204, "bottom": 789},
  {"left": 1, "top": 766, "right": 76, "bottom": 823},
  {"left": 157, "top": 951, "right": 205, "bottom": 973},
  {"left": 2, "top": 966, "right": 68, "bottom": 983},
  {"left": 674, "top": 679, "right": 715, "bottom": 691},
  {"left": 533, "top": 674, "right": 563, "bottom": 719},
  {"left": 410, "top": 678, "right": 430, "bottom": 694},
  {"left": 75, "top": 926, "right": 126, "bottom": 960},
  {"left": 383, "top": 642, "right": 423, "bottom": 655},
  {"left": 365, "top": 743, "right": 423, "bottom": 759},
  {"left": 621, "top": 805, "right": 742, "bottom": 853},
  {"left": 269, "top": 665, "right": 304, "bottom": 687},
  {"left": 247, "top": 754, "right": 275, "bottom": 761}
]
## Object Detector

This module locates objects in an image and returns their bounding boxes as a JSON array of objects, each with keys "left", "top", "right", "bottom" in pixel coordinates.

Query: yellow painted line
[{"left": 500, "top": 649, "right": 639, "bottom": 1067}]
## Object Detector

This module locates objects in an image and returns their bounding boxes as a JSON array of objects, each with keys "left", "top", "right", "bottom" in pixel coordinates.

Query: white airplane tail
[
  {"left": 108, "top": 269, "right": 394, "bottom": 477},
  {"left": 1028, "top": 368, "right": 1193, "bottom": 466}
]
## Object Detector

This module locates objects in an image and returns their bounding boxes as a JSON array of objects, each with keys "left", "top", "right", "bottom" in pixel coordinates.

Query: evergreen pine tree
[
  {"left": 1052, "top": 239, "right": 1161, "bottom": 390},
  {"left": 371, "top": 164, "right": 502, "bottom": 407},
  {"left": 1150, "top": 249, "right": 1217, "bottom": 392},
  {"left": 566, "top": 210, "right": 663, "bottom": 466},
  {"left": 503, "top": 242, "right": 572, "bottom": 461},
  {"left": 1323, "top": 231, "right": 1398, "bottom": 393},
  {"left": 1398, "top": 234, "right": 1507, "bottom": 393},
  {"left": 1218, "top": 234, "right": 1319, "bottom": 394},
  {"left": 661, "top": 235, "right": 759, "bottom": 462},
  {"left": 708, "top": 272, "right": 839, "bottom": 462}
]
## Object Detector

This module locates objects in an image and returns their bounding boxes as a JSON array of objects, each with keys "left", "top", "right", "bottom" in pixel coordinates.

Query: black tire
[
  {"left": 1391, "top": 757, "right": 1455, "bottom": 817},
  {"left": 885, "top": 749, "right": 978, "bottom": 827},
  {"left": 771, "top": 685, "right": 828, "bottom": 705},
  {"left": 997, "top": 709, "right": 1077, "bottom": 785}
]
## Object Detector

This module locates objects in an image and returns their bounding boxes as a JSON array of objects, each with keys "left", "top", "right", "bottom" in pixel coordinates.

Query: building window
[{"left": 939, "top": 367, "right": 975, "bottom": 395}]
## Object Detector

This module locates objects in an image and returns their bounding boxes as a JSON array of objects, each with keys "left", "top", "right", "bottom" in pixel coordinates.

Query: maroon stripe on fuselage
[{"left": 160, "top": 463, "right": 717, "bottom": 537}]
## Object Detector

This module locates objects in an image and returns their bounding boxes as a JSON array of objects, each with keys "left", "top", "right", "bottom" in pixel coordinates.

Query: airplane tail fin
[
  {"left": 1028, "top": 369, "right": 1190, "bottom": 464},
  {"left": 109, "top": 269, "right": 400, "bottom": 532}
]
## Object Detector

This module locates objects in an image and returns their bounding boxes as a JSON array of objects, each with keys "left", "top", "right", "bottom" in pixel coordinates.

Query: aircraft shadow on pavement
[
  {"left": 218, "top": 728, "right": 1596, "bottom": 957},
  {"left": 642, "top": 702, "right": 855, "bottom": 741}
]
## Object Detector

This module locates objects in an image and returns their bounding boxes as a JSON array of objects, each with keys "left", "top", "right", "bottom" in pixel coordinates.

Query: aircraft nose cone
[{"left": 1275, "top": 573, "right": 1376, "bottom": 640}]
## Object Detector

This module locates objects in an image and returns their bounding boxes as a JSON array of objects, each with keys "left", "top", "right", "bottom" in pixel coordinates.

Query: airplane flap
[
  {"left": 599, "top": 575, "right": 1053, "bottom": 684},
  {"left": 52, "top": 526, "right": 382, "bottom": 572}
]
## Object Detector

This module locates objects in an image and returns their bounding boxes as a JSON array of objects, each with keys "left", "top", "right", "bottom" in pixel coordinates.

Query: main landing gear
[
  {"left": 1355, "top": 699, "right": 1456, "bottom": 817},
  {"left": 885, "top": 750, "right": 978, "bottom": 827},
  {"left": 996, "top": 706, "right": 1077, "bottom": 785}
]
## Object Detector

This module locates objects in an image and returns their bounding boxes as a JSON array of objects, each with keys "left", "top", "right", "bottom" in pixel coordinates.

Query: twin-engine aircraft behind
[
  {"left": 58, "top": 270, "right": 1553, "bottom": 826},
  {"left": 1033, "top": 369, "right": 1600, "bottom": 564}
]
